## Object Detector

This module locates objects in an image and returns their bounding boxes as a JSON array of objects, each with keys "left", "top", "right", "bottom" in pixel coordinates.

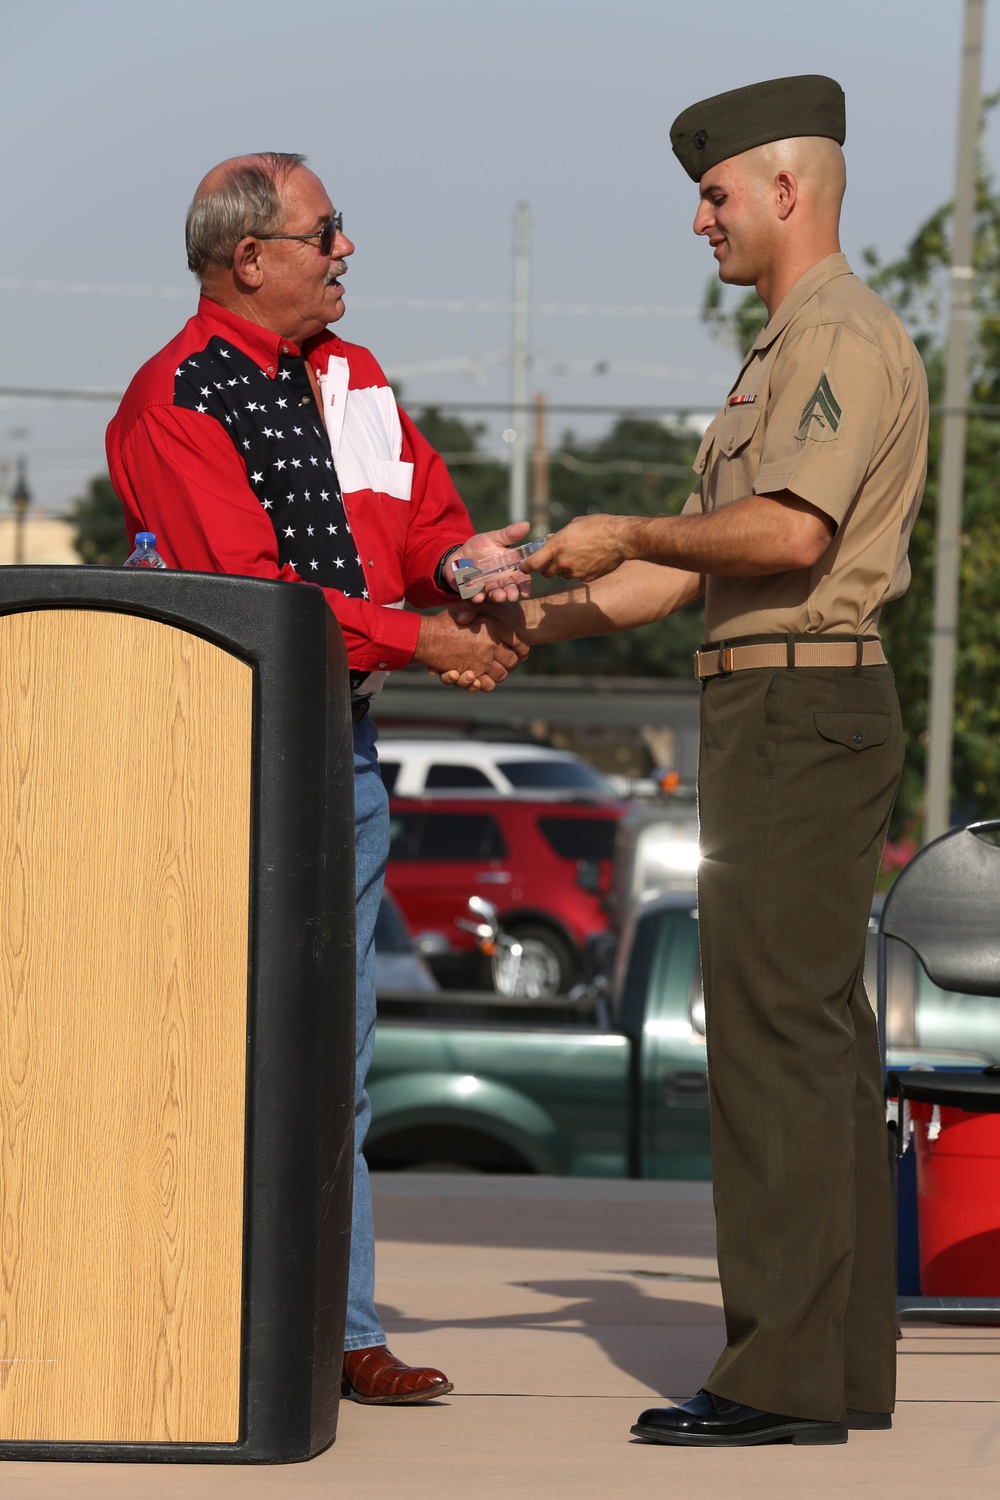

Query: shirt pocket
[
  {"left": 813, "top": 711, "right": 890, "bottom": 751},
  {"left": 693, "top": 415, "right": 721, "bottom": 476},
  {"left": 339, "top": 386, "right": 415, "bottom": 501},
  {"left": 716, "top": 402, "right": 763, "bottom": 462},
  {"left": 376, "top": 460, "right": 413, "bottom": 503}
]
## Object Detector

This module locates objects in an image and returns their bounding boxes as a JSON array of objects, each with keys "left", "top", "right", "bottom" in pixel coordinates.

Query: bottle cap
[{"left": 135, "top": 532, "right": 156, "bottom": 546}]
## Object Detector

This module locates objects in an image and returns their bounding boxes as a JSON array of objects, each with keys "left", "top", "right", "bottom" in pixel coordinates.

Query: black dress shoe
[
  {"left": 847, "top": 1408, "right": 892, "bottom": 1430},
  {"left": 630, "top": 1389, "right": 848, "bottom": 1447}
]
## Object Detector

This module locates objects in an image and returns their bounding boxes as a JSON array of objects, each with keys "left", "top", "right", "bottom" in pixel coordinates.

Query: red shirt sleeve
[
  {"left": 110, "top": 405, "right": 421, "bottom": 670},
  {"left": 398, "top": 407, "right": 475, "bottom": 606}
]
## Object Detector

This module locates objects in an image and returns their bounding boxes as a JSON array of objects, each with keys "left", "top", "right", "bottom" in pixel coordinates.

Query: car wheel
[
  {"left": 500, "top": 924, "right": 577, "bottom": 999},
  {"left": 364, "top": 1126, "right": 535, "bottom": 1174}
]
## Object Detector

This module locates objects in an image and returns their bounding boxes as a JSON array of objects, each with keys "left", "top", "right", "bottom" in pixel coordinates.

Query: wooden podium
[{"left": 0, "top": 569, "right": 355, "bottom": 1464}]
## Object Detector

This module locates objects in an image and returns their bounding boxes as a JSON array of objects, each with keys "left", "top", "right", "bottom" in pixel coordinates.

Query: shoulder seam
[{"left": 780, "top": 310, "right": 904, "bottom": 382}]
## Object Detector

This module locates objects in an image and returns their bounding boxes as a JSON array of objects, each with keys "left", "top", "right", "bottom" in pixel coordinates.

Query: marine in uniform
[{"left": 476, "top": 75, "right": 929, "bottom": 1446}]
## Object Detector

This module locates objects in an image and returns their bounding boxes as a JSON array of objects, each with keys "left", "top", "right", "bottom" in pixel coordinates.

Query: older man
[
  {"left": 470, "top": 77, "right": 928, "bottom": 1446},
  {"left": 108, "top": 152, "right": 528, "bottom": 1405}
]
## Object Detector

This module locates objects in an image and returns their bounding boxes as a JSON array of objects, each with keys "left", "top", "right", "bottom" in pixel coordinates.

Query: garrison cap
[{"left": 670, "top": 75, "right": 846, "bottom": 181}]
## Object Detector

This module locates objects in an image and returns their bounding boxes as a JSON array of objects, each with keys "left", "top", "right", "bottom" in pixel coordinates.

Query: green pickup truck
[{"left": 366, "top": 891, "right": 995, "bottom": 1179}]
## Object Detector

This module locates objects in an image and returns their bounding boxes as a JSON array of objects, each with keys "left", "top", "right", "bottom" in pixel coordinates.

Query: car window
[
  {"left": 415, "top": 813, "right": 508, "bottom": 861},
  {"left": 388, "top": 813, "right": 422, "bottom": 860},
  {"left": 425, "top": 763, "right": 495, "bottom": 789},
  {"left": 497, "top": 758, "right": 613, "bottom": 792},
  {"left": 374, "top": 895, "right": 412, "bottom": 954},
  {"left": 689, "top": 957, "right": 706, "bottom": 1036},
  {"left": 536, "top": 816, "right": 618, "bottom": 862},
  {"left": 378, "top": 761, "right": 400, "bottom": 794}
]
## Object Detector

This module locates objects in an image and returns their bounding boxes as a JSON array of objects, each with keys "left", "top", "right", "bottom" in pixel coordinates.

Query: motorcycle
[{"left": 454, "top": 896, "right": 562, "bottom": 1001}]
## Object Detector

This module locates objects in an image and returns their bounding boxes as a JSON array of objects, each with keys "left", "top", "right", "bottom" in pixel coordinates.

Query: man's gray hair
[{"left": 185, "top": 151, "right": 307, "bottom": 277}]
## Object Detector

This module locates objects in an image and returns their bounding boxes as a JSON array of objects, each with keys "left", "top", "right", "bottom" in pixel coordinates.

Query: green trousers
[{"left": 696, "top": 662, "right": 902, "bottom": 1422}]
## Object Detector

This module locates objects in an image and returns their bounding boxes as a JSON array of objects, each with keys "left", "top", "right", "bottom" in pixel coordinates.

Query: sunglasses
[{"left": 255, "top": 212, "right": 344, "bottom": 256}]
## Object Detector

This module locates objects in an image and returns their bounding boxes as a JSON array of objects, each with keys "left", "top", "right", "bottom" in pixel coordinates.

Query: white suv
[{"left": 374, "top": 739, "right": 615, "bottom": 798}]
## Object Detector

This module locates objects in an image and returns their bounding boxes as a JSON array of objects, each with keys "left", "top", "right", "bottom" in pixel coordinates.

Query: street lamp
[{"left": 12, "top": 456, "right": 31, "bottom": 566}]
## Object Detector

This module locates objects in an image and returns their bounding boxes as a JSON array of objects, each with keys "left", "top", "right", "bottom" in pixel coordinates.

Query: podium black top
[{"left": 0, "top": 565, "right": 332, "bottom": 666}]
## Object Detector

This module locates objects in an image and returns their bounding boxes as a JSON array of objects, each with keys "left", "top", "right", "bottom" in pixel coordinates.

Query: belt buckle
[{"left": 695, "top": 643, "right": 734, "bottom": 679}]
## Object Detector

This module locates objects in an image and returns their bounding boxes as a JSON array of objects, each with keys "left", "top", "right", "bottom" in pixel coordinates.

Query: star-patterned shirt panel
[
  {"left": 106, "top": 298, "right": 473, "bottom": 672},
  {"left": 302, "top": 328, "right": 477, "bottom": 609},
  {"left": 172, "top": 338, "right": 370, "bottom": 599}
]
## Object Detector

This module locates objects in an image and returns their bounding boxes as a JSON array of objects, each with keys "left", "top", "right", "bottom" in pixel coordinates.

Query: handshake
[
  {"left": 412, "top": 514, "right": 624, "bottom": 693},
  {"left": 413, "top": 522, "right": 536, "bottom": 694}
]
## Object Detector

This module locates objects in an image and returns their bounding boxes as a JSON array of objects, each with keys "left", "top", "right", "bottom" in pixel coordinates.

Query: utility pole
[
  {"left": 923, "top": 0, "right": 985, "bottom": 845},
  {"left": 530, "top": 392, "right": 550, "bottom": 538},
  {"left": 12, "top": 456, "right": 31, "bottom": 566},
  {"left": 508, "top": 202, "right": 532, "bottom": 527}
]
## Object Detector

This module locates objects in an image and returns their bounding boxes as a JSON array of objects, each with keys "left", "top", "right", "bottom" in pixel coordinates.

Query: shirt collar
[
  {"left": 196, "top": 295, "right": 302, "bottom": 377},
  {"left": 749, "top": 252, "right": 853, "bottom": 356},
  {"left": 303, "top": 326, "right": 345, "bottom": 368}
]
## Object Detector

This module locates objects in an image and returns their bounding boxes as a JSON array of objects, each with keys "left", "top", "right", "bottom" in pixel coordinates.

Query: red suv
[{"left": 385, "top": 795, "right": 626, "bottom": 993}]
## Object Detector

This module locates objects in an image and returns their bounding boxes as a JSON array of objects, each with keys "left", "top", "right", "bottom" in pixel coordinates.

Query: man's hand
[
  {"left": 413, "top": 608, "right": 528, "bottom": 693},
  {"left": 519, "top": 495, "right": 834, "bottom": 580},
  {"left": 447, "top": 560, "right": 704, "bottom": 661},
  {"left": 445, "top": 520, "right": 535, "bottom": 603},
  {"left": 520, "top": 515, "right": 633, "bottom": 583}
]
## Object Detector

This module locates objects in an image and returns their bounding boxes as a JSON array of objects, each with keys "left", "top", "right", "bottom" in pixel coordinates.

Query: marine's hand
[
  {"left": 521, "top": 514, "right": 633, "bottom": 583},
  {"left": 451, "top": 596, "right": 506, "bottom": 629},
  {"left": 448, "top": 520, "right": 534, "bottom": 603},
  {"left": 414, "top": 608, "right": 528, "bottom": 693}
]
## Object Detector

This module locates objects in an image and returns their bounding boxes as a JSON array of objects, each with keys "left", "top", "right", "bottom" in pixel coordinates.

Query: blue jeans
[{"left": 344, "top": 713, "right": 388, "bottom": 1350}]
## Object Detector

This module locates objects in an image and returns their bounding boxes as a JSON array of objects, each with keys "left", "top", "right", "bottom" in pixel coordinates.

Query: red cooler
[{"left": 914, "top": 1102, "right": 1000, "bottom": 1295}]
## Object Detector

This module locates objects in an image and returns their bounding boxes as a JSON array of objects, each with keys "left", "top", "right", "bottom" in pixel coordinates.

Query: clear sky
[{"left": 1, "top": 0, "right": 996, "bottom": 511}]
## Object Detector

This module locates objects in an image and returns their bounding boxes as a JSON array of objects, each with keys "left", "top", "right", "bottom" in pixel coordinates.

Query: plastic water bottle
[{"left": 123, "top": 532, "right": 168, "bottom": 569}]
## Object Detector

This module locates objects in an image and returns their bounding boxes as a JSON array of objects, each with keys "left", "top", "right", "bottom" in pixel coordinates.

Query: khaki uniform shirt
[{"left": 684, "top": 253, "right": 929, "bottom": 641}]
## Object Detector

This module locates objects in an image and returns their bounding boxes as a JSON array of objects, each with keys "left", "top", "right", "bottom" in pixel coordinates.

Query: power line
[
  {"left": 0, "top": 387, "right": 714, "bottom": 413},
  {"left": 555, "top": 452, "right": 691, "bottom": 477},
  {"left": 438, "top": 450, "right": 692, "bottom": 477},
  {"left": 374, "top": 351, "right": 732, "bottom": 384},
  {"left": 2, "top": 384, "right": 999, "bottom": 423},
  {"left": 431, "top": 399, "right": 712, "bottom": 416},
  {"left": 0, "top": 386, "right": 126, "bottom": 402},
  {"left": 1, "top": 277, "right": 191, "bottom": 302},
  {"left": 1, "top": 275, "right": 704, "bottom": 320},
  {"left": 5, "top": 275, "right": 996, "bottom": 331},
  {"left": 362, "top": 296, "right": 705, "bottom": 320}
]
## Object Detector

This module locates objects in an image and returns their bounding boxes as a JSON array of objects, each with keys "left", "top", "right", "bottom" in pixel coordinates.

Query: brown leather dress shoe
[{"left": 342, "top": 1346, "right": 454, "bottom": 1405}]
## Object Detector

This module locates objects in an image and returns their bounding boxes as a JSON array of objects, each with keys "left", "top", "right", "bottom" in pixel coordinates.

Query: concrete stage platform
[{"left": 1, "top": 1174, "right": 998, "bottom": 1497}]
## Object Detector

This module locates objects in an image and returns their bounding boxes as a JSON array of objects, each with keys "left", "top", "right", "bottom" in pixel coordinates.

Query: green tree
[
  {"left": 68, "top": 474, "right": 129, "bottom": 566},
  {"left": 538, "top": 417, "right": 705, "bottom": 677},
  {"left": 863, "top": 155, "right": 1000, "bottom": 829},
  {"left": 411, "top": 407, "right": 706, "bottom": 679},
  {"left": 411, "top": 406, "right": 508, "bottom": 534},
  {"left": 702, "top": 275, "right": 768, "bottom": 352}
]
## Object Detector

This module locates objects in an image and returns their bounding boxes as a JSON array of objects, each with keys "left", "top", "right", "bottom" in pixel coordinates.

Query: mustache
[{"left": 327, "top": 260, "right": 348, "bottom": 280}]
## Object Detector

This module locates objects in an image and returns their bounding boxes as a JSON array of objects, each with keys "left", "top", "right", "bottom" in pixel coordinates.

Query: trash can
[
  {"left": 895, "top": 1142, "right": 921, "bottom": 1295},
  {"left": 914, "top": 1102, "right": 1000, "bottom": 1296}
]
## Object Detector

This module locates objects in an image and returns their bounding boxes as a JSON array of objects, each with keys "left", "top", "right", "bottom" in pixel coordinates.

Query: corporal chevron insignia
[{"left": 797, "top": 373, "right": 842, "bottom": 442}]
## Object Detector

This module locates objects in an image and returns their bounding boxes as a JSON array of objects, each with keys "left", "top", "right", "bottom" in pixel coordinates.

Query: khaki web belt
[{"left": 694, "top": 638, "right": 887, "bottom": 681}]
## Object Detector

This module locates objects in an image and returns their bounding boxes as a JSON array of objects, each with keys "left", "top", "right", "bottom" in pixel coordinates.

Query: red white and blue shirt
[{"left": 107, "top": 296, "right": 472, "bottom": 673}]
